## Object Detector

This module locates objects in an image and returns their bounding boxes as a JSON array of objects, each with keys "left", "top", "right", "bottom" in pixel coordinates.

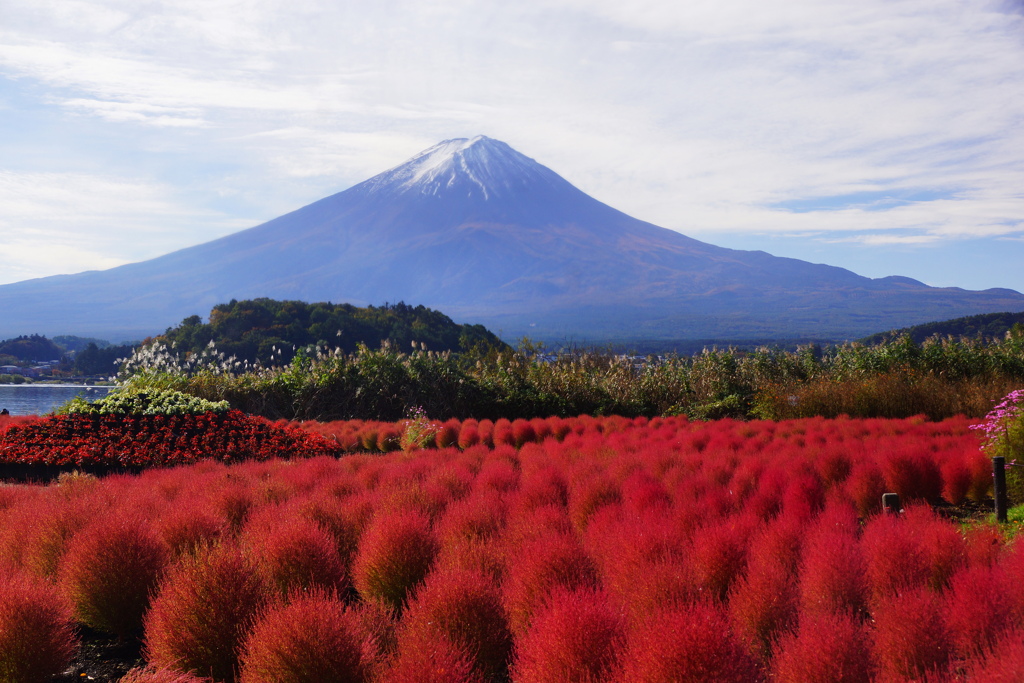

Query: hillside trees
[{"left": 159, "top": 299, "right": 506, "bottom": 366}]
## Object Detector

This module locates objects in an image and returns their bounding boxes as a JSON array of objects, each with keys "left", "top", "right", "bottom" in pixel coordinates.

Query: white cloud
[
  {"left": 0, "top": 0, "right": 1022, "bottom": 288},
  {"left": 0, "top": 170, "right": 250, "bottom": 283}
]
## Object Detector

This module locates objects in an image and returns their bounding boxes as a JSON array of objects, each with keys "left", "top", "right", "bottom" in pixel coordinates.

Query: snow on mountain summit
[{"left": 358, "top": 136, "right": 564, "bottom": 200}]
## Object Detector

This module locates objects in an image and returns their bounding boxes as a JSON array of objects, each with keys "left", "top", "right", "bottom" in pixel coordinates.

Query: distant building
[{"left": 0, "top": 364, "right": 44, "bottom": 377}]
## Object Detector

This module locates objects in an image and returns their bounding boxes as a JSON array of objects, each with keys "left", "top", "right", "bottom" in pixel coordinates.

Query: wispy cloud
[
  {"left": 0, "top": 0, "right": 1022, "bottom": 290},
  {"left": 0, "top": 170, "right": 250, "bottom": 279}
]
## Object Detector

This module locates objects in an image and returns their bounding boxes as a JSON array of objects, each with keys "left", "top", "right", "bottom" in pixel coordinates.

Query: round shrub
[
  {"left": 399, "top": 568, "right": 511, "bottom": 679},
  {"left": 383, "top": 632, "right": 484, "bottom": 683},
  {"left": 511, "top": 586, "right": 624, "bottom": 683},
  {"left": 144, "top": 543, "right": 270, "bottom": 683},
  {"left": 238, "top": 590, "right": 372, "bottom": 683},
  {"left": 242, "top": 514, "right": 347, "bottom": 597},
  {"left": 871, "top": 587, "right": 952, "bottom": 681},
  {"left": 772, "top": 612, "right": 872, "bottom": 683},
  {"left": 119, "top": 668, "right": 214, "bottom": 682},
  {"left": 0, "top": 570, "right": 78, "bottom": 683},
  {"left": 156, "top": 504, "right": 225, "bottom": 559},
  {"left": 502, "top": 531, "right": 598, "bottom": 635},
  {"left": 619, "top": 602, "right": 761, "bottom": 683},
  {"left": 434, "top": 420, "right": 461, "bottom": 449},
  {"left": 962, "top": 627, "right": 1024, "bottom": 682},
  {"left": 352, "top": 509, "right": 437, "bottom": 609},
  {"left": 60, "top": 515, "right": 169, "bottom": 637}
]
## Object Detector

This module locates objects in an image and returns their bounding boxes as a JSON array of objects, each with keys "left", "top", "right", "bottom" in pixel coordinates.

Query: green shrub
[{"left": 59, "top": 388, "right": 230, "bottom": 416}]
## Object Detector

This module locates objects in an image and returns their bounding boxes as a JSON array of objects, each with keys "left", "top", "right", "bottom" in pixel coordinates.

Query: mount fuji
[{"left": 1, "top": 135, "right": 1022, "bottom": 342}]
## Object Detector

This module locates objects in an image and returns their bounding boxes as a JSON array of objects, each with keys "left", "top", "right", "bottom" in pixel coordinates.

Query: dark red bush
[
  {"left": 962, "top": 627, "right": 1024, "bottom": 682},
  {"left": 511, "top": 419, "right": 536, "bottom": 448},
  {"left": 729, "top": 561, "right": 798, "bottom": 661},
  {"left": 457, "top": 422, "right": 481, "bottom": 449},
  {"left": 398, "top": 568, "right": 511, "bottom": 679},
  {"left": 619, "top": 602, "right": 762, "bottom": 683},
  {"left": 502, "top": 530, "right": 598, "bottom": 635},
  {"left": 144, "top": 543, "right": 270, "bottom": 683},
  {"left": 434, "top": 420, "right": 461, "bottom": 449},
  {"left": 687, "top": 517, "right": 754, "bottom": 602},
  {"left": 0, "top": 570, "right": 79, "bottom": 683},
  {"left": 944, "top": 564, "right": 1013, "bottom": 658},
  {"left": 871, "top": 587, "right": 952, "bottom": 681},
  {"left": 798, "top": 527, "right": 866, "bottom": 618},
  {"left": 242, "top": 513, "right": 348, "bottom": 597},
  {"left": 59, "top": 515, "right": 169, "bottom": 637},
  {"left": 238, "top": 590, "right": 373, "bottom": 683},
  {"left": 156, "top": 503, "right": 226, "bottom": 558},
  {"left": 772, "top": 612, "right": 872, "bottom": 683},
  {"left": 383, "top": 632, "right": 484, "bottom": 683},
  {"left": 510, "top": 586, "right": 624, "bottom": 683},
  {"left": 352, "top": 509, "right": 437, "bottom": 609}
]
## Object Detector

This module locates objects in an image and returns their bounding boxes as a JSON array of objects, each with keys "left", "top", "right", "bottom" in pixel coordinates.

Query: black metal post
[
  {"left": 882, "top": 493, "right": 901, "bottom": 514},
  {"left": 994, "top": 456, "right": 1008, "bottom": 523}
]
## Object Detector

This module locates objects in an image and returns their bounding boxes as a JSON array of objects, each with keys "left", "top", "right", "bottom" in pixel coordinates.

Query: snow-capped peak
[{"left": 359, "top": 136, "right": 562, "bottom": 200}]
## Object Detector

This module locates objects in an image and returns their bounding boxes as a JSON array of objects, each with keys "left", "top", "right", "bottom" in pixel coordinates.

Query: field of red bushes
[{"left": 2, "top": 413, "right": 1023, "bottom": 682}]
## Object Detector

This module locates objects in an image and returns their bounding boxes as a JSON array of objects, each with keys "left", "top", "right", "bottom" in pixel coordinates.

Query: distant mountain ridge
[{"left": 1, "top": 135, "right": 1022, "bottom": 342}]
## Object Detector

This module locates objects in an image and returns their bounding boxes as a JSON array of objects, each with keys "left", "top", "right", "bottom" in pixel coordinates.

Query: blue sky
[{"left": 1, "top": 0, "right": 1022, "bottom": 294}]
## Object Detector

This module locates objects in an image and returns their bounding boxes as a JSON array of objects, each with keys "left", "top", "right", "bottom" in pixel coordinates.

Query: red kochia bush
[
  {"left": 297, "top": 492, "right": 371, "bottom": 569},
  {"left": 120, "top": 668, "right": 213, "bottom": 683},
  {"left": 962, "top": 627, "right": 1024, "bottom": 683},
  {"left": 59, "top": 515, "right": 169, "bottom": 637},
  {"left": 687, "top": 517, "right": 754, "bottom": 601},
  {"left": 728, "top": 561, "right": 798, "bottom": 661},
  {"left": 238, "top": 590, "right": 373, "bottom": 683},
  {"left": 502, "top": 531, "right": 599, "bottom": 635},
  {"left": 943, "top": 564, "right": 1013, "bottom": 658},
  {"left": 511, "top": 419, "right": 537, "bottom": 448},
  {"left": 383, "top": 633, "right": 484, "bottom": 683},
  {"left": 878, "top": 449, "right": 942, "bottom": 503},
  {"left": 396, "top": 568, "right": 511, "bottom": 680},
  {"left": 871, "top": 587, "right": 952, "bottom": 681},
  {"left": 156, "top": 503, "right": 225, "bottom": 558},
  {"left": 457, "top": 422, "right": 480, "bottom": 449},
  {"left": 434, "top": 420, "right": 461, "bottom": 449},
  {"left": 0, "top": 570, "right": 79, "bottom": 683},
  {"left": 144, "top": 543, "right": 270, "bottom": 683},
  {"left": 242, "top": 513, "right": 347, "bottom": 597},
  {"left": 352, "top": 509, "right": 437, "bottom": 609},
  {"left": 845, "top": 463, "right": 887, "bottom": 517},
  {"left": 860, "top": 512, "right": 931, "bottom": 602},
  {"left": 772, "top": 612, "right": 872, "bottom": 683},
  {"left": 798, "top": 525, "right": 866, "bottom": 618},
  {"left": 510, "top": 586, "right": 624, "bottom": 683},
  {"left": 619, "top": 602, "right": 762, "bottom": 683}
]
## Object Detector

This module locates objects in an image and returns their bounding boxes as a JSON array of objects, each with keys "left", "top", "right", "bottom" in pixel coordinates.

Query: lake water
[{"left": 0, "top": 384, "right": 114, "bottom": 416}]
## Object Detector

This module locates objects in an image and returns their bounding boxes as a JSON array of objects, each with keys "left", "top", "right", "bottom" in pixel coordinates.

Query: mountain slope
[{"left": 1, "top": 136, "right": 1022, "bottom": 342}]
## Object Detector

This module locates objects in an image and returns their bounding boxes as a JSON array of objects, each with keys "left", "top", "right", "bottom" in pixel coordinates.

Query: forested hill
[
  {"left": 0, "top": 334, "right": 64, "bottom": 361},
  {"left": 859, "top": 311, "right": 1024, "bottom": 345},
  {"left": 157, "top": 299, "right": 508, "bottom": 365}
]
